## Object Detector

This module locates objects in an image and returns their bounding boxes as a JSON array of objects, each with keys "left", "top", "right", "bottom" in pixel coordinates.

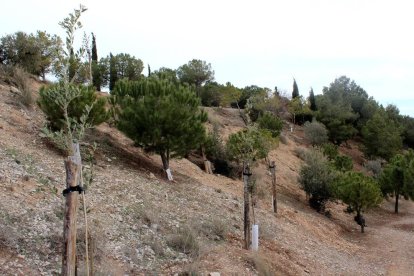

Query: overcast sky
[{"left": 2, "top": 0, "right": 414, "bottom": 116}]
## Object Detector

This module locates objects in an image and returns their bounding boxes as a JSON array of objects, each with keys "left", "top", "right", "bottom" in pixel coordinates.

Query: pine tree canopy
[
  {"left": 335, "top": 171, "right": 382, "bottom": 214},
  {"left": 112, "top": 77, "right": 207, "bottom": 172}
]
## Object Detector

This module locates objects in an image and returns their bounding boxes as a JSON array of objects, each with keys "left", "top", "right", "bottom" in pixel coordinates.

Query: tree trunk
[
  {"left": 270, "top": 161, "right": 277, "bottom": 213},
  {"left": 201, "top": 146, "right": 212, "bottom": 174},
  {"left": 395, "top": 193, "right": 399, "bottom": 214},
  {"left": 160, "top": 151, "right": 173, "bottom": 181},
  {"left": 62, "top": 145, "right": 82, "bottom": 276},
  {"left": 243, "top": 162, "right": 251, "bottom": 250},
  {"left": 236, "top": 101, "right": 248, "bottom": 126}
]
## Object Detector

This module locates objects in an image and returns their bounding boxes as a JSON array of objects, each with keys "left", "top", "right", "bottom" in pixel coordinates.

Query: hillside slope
[{"left": 0, "top": 80, "right": 413, "bottom": 275}]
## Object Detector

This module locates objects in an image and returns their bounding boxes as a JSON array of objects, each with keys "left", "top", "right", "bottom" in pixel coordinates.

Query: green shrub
[
  {"left": 334, "top": 155, "right": 353, "bottom": 172},
  {"left": 257, "top": 112, "right": 283, "bottom": 138},
  {"left": 38, "top": 83, "right": 108, "bottom": 131},
  {"left": 299, "top": 149, "right": 338, "bottom": 212},
  {"left": 226, "top": 128, "right": 269, "bottom": 163},
  {"left": 335, "top": 171, "right": 382, "bottom": 232},
  {"left": 364, "top": 159, "right": 382, "bottom": 178},
  {"left": 303, "top": 120, "right": 328, "bottom": 146},
  {"left": 321, "top": 143, "right": 339, "bottom": 161}
]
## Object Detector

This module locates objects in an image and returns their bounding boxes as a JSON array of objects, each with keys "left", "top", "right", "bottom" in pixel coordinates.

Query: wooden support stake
[
  {"left": 71, "top": 143, "right": 90, "bottom": 276},
  {"left": 270, "top": 161, "right": 277, "bottom": 213},
  {"left": 62, "top": 143, "right": 81, "bottom": 276},
  {"left": 243, "top": 162, "right": 251, "bottom": 250}
]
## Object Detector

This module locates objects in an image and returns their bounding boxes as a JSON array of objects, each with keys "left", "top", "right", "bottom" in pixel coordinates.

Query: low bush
[
  {"left": 167, "top": 226, "right": 199, "bottom": 256},
  {"left": 303, "top": 120, "right": 328, "bottom": 146},
  {"left": 38, "top": 82, "right": 108, "bottom": 131},
  {"left": 257, "top": 112, "right": 283, "bottom": 138},
  {"left": 299, "top": 149, "right": 338, "bottom": 212}
]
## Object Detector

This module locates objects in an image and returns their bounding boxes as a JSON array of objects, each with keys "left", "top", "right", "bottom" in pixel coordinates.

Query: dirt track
[{"left": 357, "top": 200, "right": 414, "bottom": 275}]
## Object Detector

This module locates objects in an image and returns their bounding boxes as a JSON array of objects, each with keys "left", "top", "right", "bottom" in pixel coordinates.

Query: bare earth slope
[{"left": 0, "top": 81, "right": 413, "bottom": 275}]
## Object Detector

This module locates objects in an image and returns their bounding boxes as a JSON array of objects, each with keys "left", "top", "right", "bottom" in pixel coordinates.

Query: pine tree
[
  {"left": 292, "top": 78, "right": 299, "bottom": 99},
  {"left": 112, "top": 78, "right": 207, "bottom": 180},
  {"left": 109, "top": 53, "right": 117, "bottom": 91},
  {"left": 335, "top": 171, "right": 382, "bottom": 233},
  {"left": 379, "top": 150, "right": 414, "bottom": 213},
  {"left": 362, "top": 111, "right": 402, "bottom": 160},
  {"left": 309, "top": 87, "right": 317, "bottom": 111}
]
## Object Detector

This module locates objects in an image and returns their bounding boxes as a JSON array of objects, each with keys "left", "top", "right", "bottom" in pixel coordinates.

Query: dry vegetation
[{"left": 1, "top": 76, "right": 414, "bottom": 275}]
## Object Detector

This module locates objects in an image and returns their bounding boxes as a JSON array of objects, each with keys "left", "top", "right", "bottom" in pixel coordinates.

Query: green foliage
[
  {"left": 309, "top": 88, "right": 317, "bottom": 111},
  {"left": 91, "top": 33, "right": 100, "bottom": 91},
  {"left": 0, "top": 31, "right": 63, "bottom": 79},
  {"left": 288, "top": 96, "right": 312, "bottom": 125},
  {"left": 38, "top": 83, "right": 106, "bottom": 153},
  {"left": 299, "top": 149, "right": 338, "bottom": 212},
  {"left": 200, "top": 81, "right": 221, "bottom": 106},
  {"left": 292, "top": 78, "right": 299, "bottom": 99},
  {"left": 256, "top": 112, "right": 283, "bottom": 138},
  {"left": 104, "top": 53, "right": 144, "bottom": 91},
  {"left": 316, "top": 76, "right": 369, "bottom": 144},
  {"left": 177, "top": 59, "right": 214, "bottom": 92},
  {"left": 226, "top": 128, "right": 269, "bottom": 163},
  {"left": 320, "top": 143, "right": 339, "bottom": 161},
  {"left": 335, "top": 171, "right": 382, "bottom": 216},
  {"left": 56, "top": 4, "right": 88, "bottom": 83},
  {"left": 316, "top": 95, "right": 358, "bottom": 144},
  {"left": 38, "top": 83, "right": 108, "bottom": 131},
  {"left": 362, "top": 111, "right": 403, "bottom": 160},
  {"left": 379, "top": 150, "right": 414, "bottom": 213},
  {"left": 238, "top": 85, "right": 268, "bottom": 109},
  {"left": 364, "top": 159, "right": 383, "bottom": 179},
  {"left": 112, "top": 78, "right": 207, "bottom": 172},
  {"left": 401, "top": 116, "right": 414, "bottom": 148},
  {"left": 151, "top": 67, "right": 179, "bottom": 84},
  {"left": 109, "top": 53, "right": 117, "bottom": 91},
  {"left": 303, "top": 120, "right": 328, "bottom": 146},
  {"left": 205, "top": 123, "right": 226, "bottom": 160},
  {"left": 219, "top": 82, "right": 242, "bottom": 107},
  {"left": 204, "top": 123, "right": 238, "bottom": 177},
  {"left": 334, "top": 155, "right": 353, "bottom": 172},
  {"left": 246, "top": 93, "right": 280, "bottom": 122}
]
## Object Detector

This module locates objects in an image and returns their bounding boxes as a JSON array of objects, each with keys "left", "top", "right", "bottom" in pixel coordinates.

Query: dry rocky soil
[{"left": 0, "top": 78, "right": 413, "bottom": 275}]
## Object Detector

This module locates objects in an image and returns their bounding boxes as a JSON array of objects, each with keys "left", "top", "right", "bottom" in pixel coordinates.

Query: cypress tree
[
  {"left": 109, "top": 53, "right": 117, "bottom": 91},
  {"left": 292, "top": 78, "right": 299, "bottom": 99},
  {"left": 309, "top": 87, "right": 317, "bottom": 111},
  {"left": 91, "top": 33, "right": 97, "bottom": 62},
  {"left": 91, "top": 33, "right": 101, "bottom": 91},
  {"left": 148, "top": 64, "right": 151, "bottom": 77}
]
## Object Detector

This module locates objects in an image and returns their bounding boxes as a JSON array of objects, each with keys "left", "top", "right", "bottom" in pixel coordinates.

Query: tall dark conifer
[
  {"left": 91, "top": 33, "right": 101, "bottom": 91},
  {"left": 309, "top": 87, "right": 317, "bottom": 111},
  {"left": 292, "top": 78, "right": 299, "bottom": 99},
  {"left": 91, "top": 33, "right": 97, "bottom": 62},
  {"left": 109, "top": 53, "right": 117, "bottom": 91}
]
